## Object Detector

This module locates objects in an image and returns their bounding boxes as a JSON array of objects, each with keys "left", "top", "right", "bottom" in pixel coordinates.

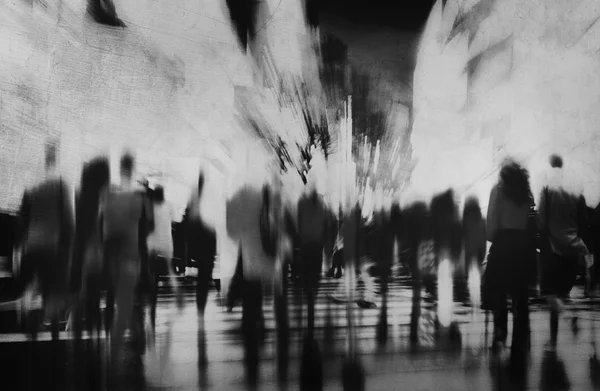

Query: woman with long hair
[
  {"left": 69, "top": 157, "right": 110, "bottom": 390},
  {"left": 71, "top": 157, "right": 110, "bottom": 339},
  {"left": 485, "top": 159, "right": 534, "bottom": 364}
]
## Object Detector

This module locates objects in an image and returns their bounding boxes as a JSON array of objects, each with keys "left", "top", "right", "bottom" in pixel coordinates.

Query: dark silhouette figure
[
  {"left": 486, "top": 160, "right": 533, "bottom": 365},
  {"left": 17, "top": 142, "right": 74, "bottom": 390},
  {"left": 71, "top": 156, "right": 110, "bottom": 391},
  {"left": 372, "top": 208, "right": 395, "bottom": 345},
  {"left": 87, "top": 0, "right": 126, "bottom": 27},
  {"left": 539, "top": 154, "right": 590, "bottom": 351},
  {"left": 184, "top": 172, "right": 216, "bottom": 367},
  {"left": 462, "top": 197, "right": 486, "bottom": 270},
  {"left": 401, "top": 201, "right": 431, "bottom": 345},
  {"left": 297, "top": 189, "right": 328, "bottom": 391}
]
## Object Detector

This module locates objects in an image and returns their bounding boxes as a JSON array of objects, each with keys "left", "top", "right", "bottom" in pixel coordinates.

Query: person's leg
[
  {"left": 242, "top": 279, "right": 261, "bottom": 386},
  {"left": 410, "top": 278, "right": 421, "bottom": 345},
  {"left": 510, "top": 284, "right": 530, "bottom": 357},
  {"left": 148, "top": 252, "right": 159, "bottom": 332},
  {"left": 492, "top": 291, "right": 508, "bottom": 350},
  {"left": 110, "top": 262, "right": 139, "bottom": 372},
  {"left": 196, "top": 259, "right": 214, "bottom": 316},
  {"left": 164, "top": 255, "right": 183, "bottom": 311}
]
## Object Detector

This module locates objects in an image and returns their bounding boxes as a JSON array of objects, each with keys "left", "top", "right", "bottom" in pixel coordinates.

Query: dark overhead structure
[
  {"left": 87, "top": 0, "right": 126, "bottom": 27},
  {"left": 316, "top": 0, "right": 435, "bottom": 31},
  {"left": 225, "top": 0, "right": 259, "bottom": 53}
]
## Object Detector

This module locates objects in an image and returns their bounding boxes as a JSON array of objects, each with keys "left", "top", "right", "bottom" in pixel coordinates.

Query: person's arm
[{"left": 486, "top": 185, "right": 499, "bottom": 243}]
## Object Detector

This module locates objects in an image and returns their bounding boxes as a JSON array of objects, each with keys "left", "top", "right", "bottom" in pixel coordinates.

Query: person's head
[
  {"left": 79, "top": 157, "right": 110, "bottom": 223},
  {"left": 430, "top": 189, "right": 458, "bottom": 223},
  {"left": 153, "top": 185, "right": 165, "bottom": 203},
  {"left": 498, "top": 159, "right": 531, "bottom": 206},
  {"left": 462, "top": 196, "right": 482, "bottom": 221},
  {"left": 549, "top": 154, "right": 563, "bottom": 169},
  {"left": 45, "top": 143, "right": 57, "bottom": 172},
  {"left": 120, "top": 151, "right": 135, "bottom": 181}
]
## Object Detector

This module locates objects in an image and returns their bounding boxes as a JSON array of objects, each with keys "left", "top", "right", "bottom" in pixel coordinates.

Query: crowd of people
[{"left": 11, "top": 141, "right": 600, "bottom": 389}]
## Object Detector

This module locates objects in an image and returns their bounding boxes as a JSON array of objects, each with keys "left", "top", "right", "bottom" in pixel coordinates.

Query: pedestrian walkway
[{"left": 0, "top": 275, "right": 599, "bottom": 390}]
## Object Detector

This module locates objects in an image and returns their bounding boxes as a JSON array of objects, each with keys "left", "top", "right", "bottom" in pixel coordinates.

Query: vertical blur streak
[
  {"left": 468, "top": 262, "right": 481, "bottom": 313},
  {"left": 438, "top": 258, "right": 453, "bottom": 328}
]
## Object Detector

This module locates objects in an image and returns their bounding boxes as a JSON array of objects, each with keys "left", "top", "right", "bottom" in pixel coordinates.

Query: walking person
[
  {"left": 226, "top": 183, "right": 276, "bottom": 388},
  {"left": 538, "top": 154, "right": 592, "bottom": 352},
  {"left": 99, "top": 151, "right": 154, "bottom": 377},
  {"left": 485, "top": 159, "right": 534, "bottom": 365},
  {"left": 70, "top": 157, "right": 110, "bottom": 390},
  {"left": 184, "top": 172, "right": 217, "bottom": 366},
  {"left": 401, "top": 201, "right": 431, "bottom": 345},
  {"left": 147, "top": 185, "right": 183, "bottom": 334},
  {"left": 147, "top": 186, "right": 183, "bottom": 342},
  {"left": 372, "top": 206, "right": 395, "bottom": 344},
  {"left": 297, "top": 187, "right": 328, "bottom": 391},
  {"left": 462, "top": 197, "right": 486, "bottom": 311},
  {"left": 16, "top": 142, "right": 74, "bottom": 389}
]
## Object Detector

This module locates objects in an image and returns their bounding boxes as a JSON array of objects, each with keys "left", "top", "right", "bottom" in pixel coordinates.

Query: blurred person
[
  {"left": 430, "top": 189, "right": 462, "bottom": 338},
  {"left": 462, "top": 197, "right": 486, "bottom": 309},
  {"left": 372, "top": 207, "right": 395, "bottom": 344},
  {"left": 16, "top": 142, "right": 74, "bottom": 390},
  {"left": 297, "top": 188, "right": 328, "bottom": 338},
  {"left": 184, "top": 172, "right": 216, "bottom": 365},
  {"left": 275, "top": 200, "right": 294, "bottom": 384},
  {"left": 71, "top": 157, "right": 110, "bottom": 339},
  {"left": 147, "top": 185, "right": 183, "bottom": 333},
  {"left": 485, "top": 159, "right": 534, "bottom": 362},
  {"left": 69, "top": 156, "right": 110, "bottom": 390},
  {"left": 538, "top": 154, "right": 591, "bottom": 351},
  {"left": 401, "top": 201, "right": 431, "bottom": 345},
  {"left": 226, "top": 182, "right": 277, "bottom": 386},
  {"left": 297, "top": 187, "right": 328, "bottom": 391},
  {"left": 100, "top": 151, "right": 154, "bottom": 374},
  {"left": 463, "top": 197, "right": 487, "bottom": 270},
  {"left": 329, "top": 203, "right": 377, "bottom": 309},
  {"left": 16, "top": 142, "right": 74, "bottom": 341}
]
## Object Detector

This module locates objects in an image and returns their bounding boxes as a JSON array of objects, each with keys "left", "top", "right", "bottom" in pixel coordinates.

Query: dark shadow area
[{"left": 540, "top": 351, "right": 571, "bottom": 391}]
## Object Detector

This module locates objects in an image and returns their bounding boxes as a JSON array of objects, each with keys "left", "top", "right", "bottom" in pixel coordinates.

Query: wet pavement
[{"left": 1, "top": 276, "right": 599, "bottom": 390}]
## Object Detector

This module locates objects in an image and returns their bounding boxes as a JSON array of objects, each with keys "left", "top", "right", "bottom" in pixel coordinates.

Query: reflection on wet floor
[{"left": 0, "top": 278, "right": 599, "bottom": 390}]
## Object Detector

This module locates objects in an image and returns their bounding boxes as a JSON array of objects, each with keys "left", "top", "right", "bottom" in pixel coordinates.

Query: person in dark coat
[
  {"left": 486, "top": 159, "right": 533, "bottom": 361},
  {"left": 401, "top": 201, "right": 431, "bottom": 345},
  {"left": 462, "top": 196, "right": 486, "bottom": 310},
  {"left": 297, "top": 189, "right": 328, "bottom": 339},
  {"left": 17, "top": 142, "right": 74, "bottom": 340},
  {"left": 71, "top": 157, "right": 110, "bottom": 340},
  {"left": 462, "top": 197, "right": 486, "bottom": 270}
]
